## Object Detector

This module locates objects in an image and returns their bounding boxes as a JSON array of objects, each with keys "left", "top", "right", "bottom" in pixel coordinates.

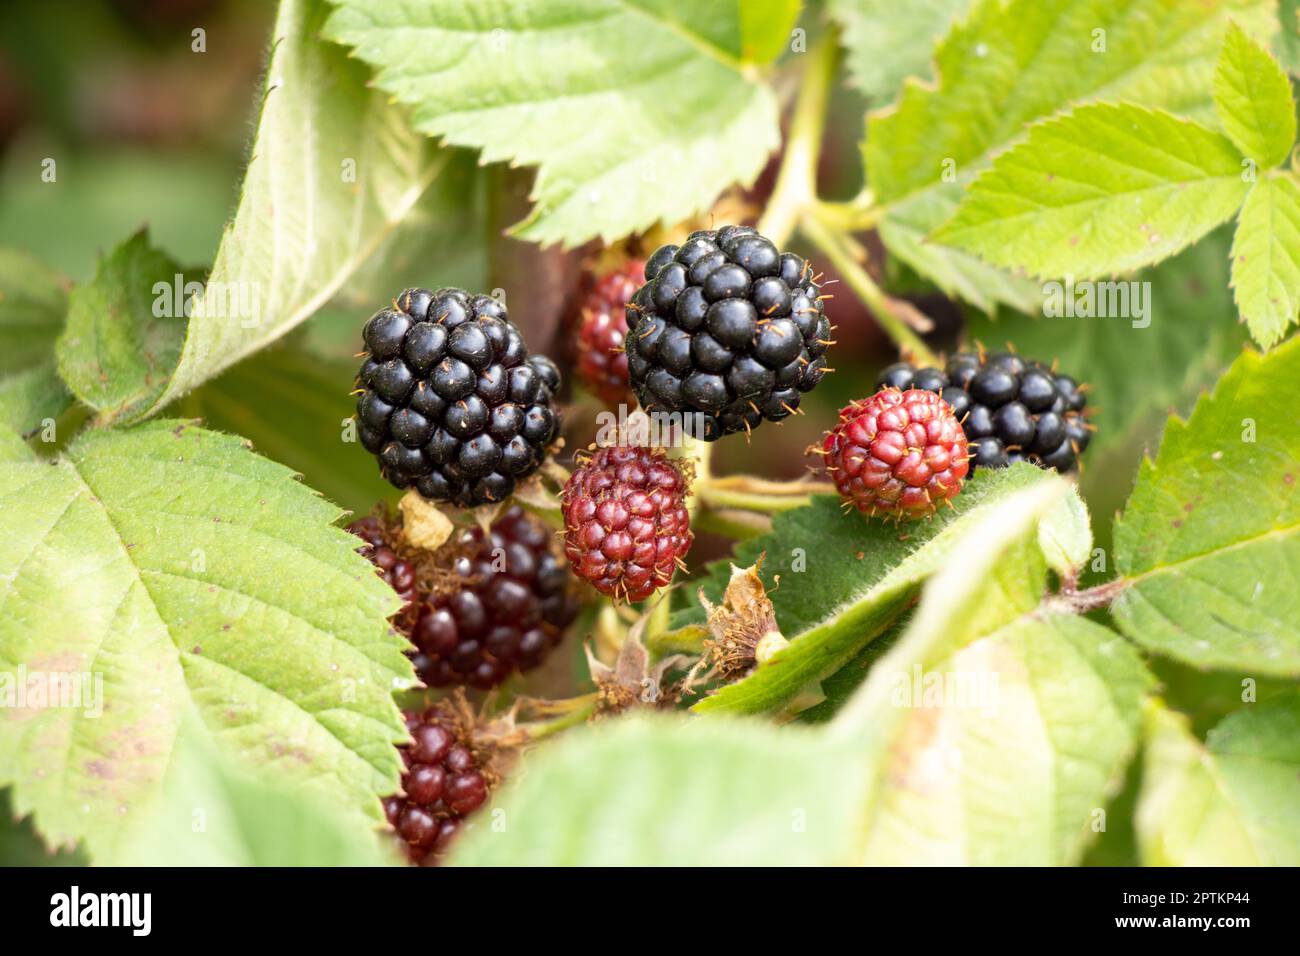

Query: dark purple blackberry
[
  {"left": 352, "top": 507, "right": 581, "bottom": 690},
  {"left": 385, "top": 706, "right": 493, "bottom": 865},
  {"left": 875, "top": 351, "right": 1093, "bottom": 474},
  {"left": 355, "top": 288, "right": 562, "bottom": 508},
  {"left": 349, "top": 516, "right": 418, "bottom": 604},
  {"left": 411, "top": 507, "right": 581, "bottom": 688},
  {"left": 624, "top": 226, "right": 832, "bottom": 439}
]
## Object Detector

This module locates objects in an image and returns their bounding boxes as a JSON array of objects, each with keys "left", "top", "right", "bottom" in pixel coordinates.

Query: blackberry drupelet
[
  {"left": 385, "top": 706, "right": 491, "bottom": 865},
  {"left": 349, "top": 506, "right": 581, "bottom": 690},
  {"left": 355, "top": 288, "right": 562, "bottom": 508},
  {"left": 560, "top": 445, "right": 693, "bottom": 603},
  {"left": 624, "top": 226, "right": 832, "bottom": 439},
  {"left": 875, "top": 351, "right": 1092, "bottom": 473}
]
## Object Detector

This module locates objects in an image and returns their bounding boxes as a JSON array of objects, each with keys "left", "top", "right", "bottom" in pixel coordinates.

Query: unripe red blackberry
[
  {"left": 560, "top": 445, "right": 693, "bottom": 603},
  {"left": 355, "top": 288, "right": 562, "bottom": 508},
  {"left": 349, "top": 506, "right": 581, "bottom": 689},
  {"left": 575, "top": 259, "right": 643, "bottom": 405},
  {"left": 822, "top": 388, "right": 969, "bottom": 519},
  {"left": 385, "top": 706, "right": 492, "bottom": 865},
  {"left": 625, "top": 226, "right": 832, "bottom": 439}
]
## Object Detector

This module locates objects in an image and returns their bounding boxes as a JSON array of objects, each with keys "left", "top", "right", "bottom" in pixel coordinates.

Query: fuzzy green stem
[
  {"left": 756, "top": 34, "right": 839, "bottom": 247},
  {"left": 813, "top": 191, "right": 881, "bottom": 233},
  {"left": 799, "top": 214, "right": 940, "bottom": 366},
  {"left": 519, "top": 694, "right": 599, "bottom": 742},
  {"left": 696, "top": 485, "right": 816, "bottom": 514},
  {"left": 644, "top": 590, "right": 672, "bottom": 640},
  {"left": 645, "top": 623, "right": 709, "bottom": 658},
  {"left": 673, "top": 432, "right": 712, "bottom": 520},
  {"left": 694, "top": 507, "right": 772, "bottom": 540}
]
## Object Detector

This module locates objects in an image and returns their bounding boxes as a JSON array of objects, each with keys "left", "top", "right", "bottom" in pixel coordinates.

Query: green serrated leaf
[
  {"left": 1230, "top": 173, "right": 1300, "bottom": 348},
  {"left": 1213, "top": 21, "right": 1297, "bottom": 169},
  {"left": 869, "top": 0, "right": 1268, "bottom": 205},
  {"left": 831, "top": 478, "right": 1153, "bottom": 865},
  {"left": 127, "top": 0, "right": 443, "bottom": 423},
  {"left": 447, "top": 714, "right": 870, "bottom": 866},
  {"left": 0, "top": 788, "right": 84, "bottom": 866},
  {"left": 1037, "top": 487, "right": 1092, "bottom": 577},
  {"left": 1137, "top": 696, "right": 1300, "bottom": 865},
  {"left": 868, "top": 0, "right": 1272, "bottom": 311},
  {"left": 324, "top": 0, "right": 791, "bottom": 248},
  {"left": 966, "top": 228, "right": 1248, "bottom": 543},
  {"left": 0, "top": 247, "right": 71, "bottom": 435},
  {"left": 56, "top": 231, "right": 188, "bottom": 424},
  {"left": 0, "top": 420, "right": 414, "bottom": 862},
  {"left": 933, "top": 103, "right": 1250, "bottom": 279},
  {"left": 828, "top": 0, "right": 972, "bottom": 103},
  {"left": 683, "top": 464, "right": 1064, "bottom": 716},
  {"left": 1112, "top": 337, "right": 1300, "bottom": 676},
  {"left": 115, "top": 720, "right": 393, "bottom": 866},
  {"left": 877, "top": 189, "right": 1042, "bottom": 314}
]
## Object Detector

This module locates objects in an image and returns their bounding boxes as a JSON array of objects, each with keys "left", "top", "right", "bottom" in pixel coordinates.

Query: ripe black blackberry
[
  {"left": 349, "top": 506, "right": 581, "bottom": 689},
  {"left": 355, "top": 288, "right": 562, "bottom": 508},
  {"left": 385, "top": 705, "right": 493, "bottom": 865},
  {"left": 624, "top": 225, "right": 832, "bottom": 439},
  {"left": 876, "top": 351, "right": 1092, "bottom": 473}
]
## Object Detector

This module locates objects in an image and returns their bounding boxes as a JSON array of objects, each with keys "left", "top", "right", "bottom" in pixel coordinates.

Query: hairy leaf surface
[
  {"left": 1112, "top": 338, "right": 1300, "bottom": 675},
  {"left": 324, "top": 0, "right": 796, "bottom": 246},
  {"left": 0, "top": 420, "right": 414, "bottom": 861}
]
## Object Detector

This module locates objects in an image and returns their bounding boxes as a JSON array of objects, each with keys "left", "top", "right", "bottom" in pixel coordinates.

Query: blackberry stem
[
  {"left": 672, "top": 432, "right": 712, "bottom": 520},
  {"left": 697, "top": 485, "right": 825, "bottom": 514},
  {"left": 695, "top": 508, "right": 772, "bottom": 540},
  {"left": 516, "top": 693, "right": 599, "bottom": 741},
  {"left": 798, "top": 213, "right": 941, "bottom": 366},
  {"left": 814, "top": 190, "right": 882, "bottom": 232},
  {"left": 645, "top": 623, "right": 708, "bottom": 658},
  {"left": 645, "top": 591, "right": 672, "bottom": 641},
  {"left": 1051, "top": 578, "right": 1130, "bottom": 614},
  {"left": 756, "top": 34, "right": 839, "bottom": 247}
]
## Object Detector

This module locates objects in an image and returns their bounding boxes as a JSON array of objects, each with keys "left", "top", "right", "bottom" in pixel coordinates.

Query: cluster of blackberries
[
  {"left": 625, "top": 226, "right": 832, "bottom": 439},
  {"left": 877, "top": 352, "right": 1091, "bottom": 473},
  {"left": 355, "top": 288, "right": 562, "bottom": 508},
  {"left": 385, "top": 707, "right": 490, "bottom": 864},
  {"left": 350, "top": 506, "right": 581, "bottom": 689}
]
